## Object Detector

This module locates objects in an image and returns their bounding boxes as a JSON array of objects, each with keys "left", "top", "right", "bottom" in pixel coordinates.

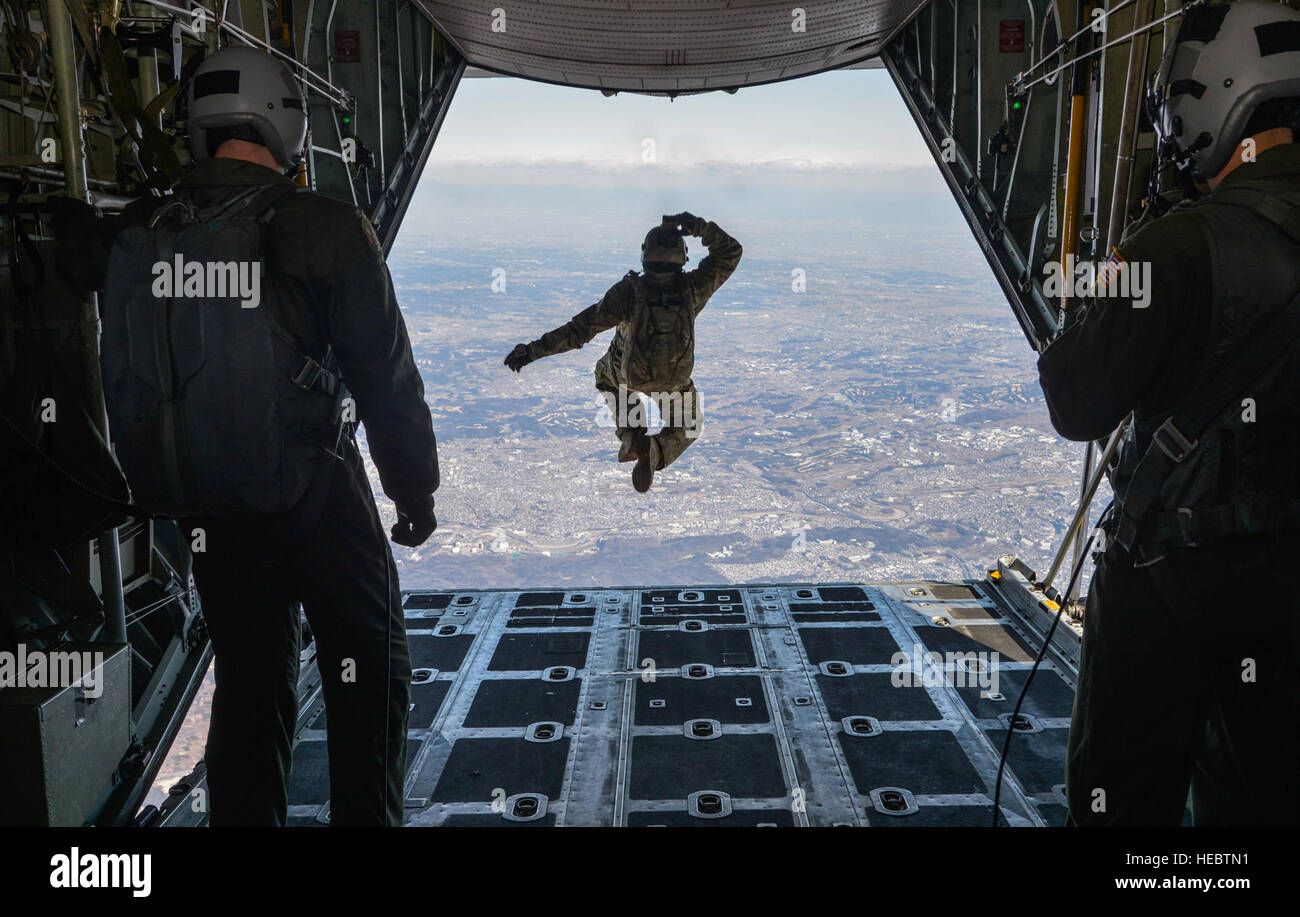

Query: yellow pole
[{"left": 1060, "top": 2, "right": 1094, "bottom": 313}]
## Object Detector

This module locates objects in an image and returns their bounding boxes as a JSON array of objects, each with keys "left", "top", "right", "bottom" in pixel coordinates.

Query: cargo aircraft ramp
[{"left": 155, "top": 565, "right": 1080, "bottom": 827}]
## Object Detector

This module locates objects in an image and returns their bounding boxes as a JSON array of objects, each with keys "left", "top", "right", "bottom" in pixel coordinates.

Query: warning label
[
  {"left": 999, "top": 20, "right": 1026, "bottom": 53},
  {"left": 335, "top": 30, "right": 361, "bottom": 63}
]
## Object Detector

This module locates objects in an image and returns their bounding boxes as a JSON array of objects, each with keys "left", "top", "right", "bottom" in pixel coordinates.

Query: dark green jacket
[{"left": 1038, "top": 144, "right": 1300, "bottom": 442}]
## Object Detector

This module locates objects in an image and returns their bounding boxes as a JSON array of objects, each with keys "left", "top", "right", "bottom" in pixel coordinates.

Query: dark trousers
[
  {"left": 1066, "top": 534, "right": 1300, "bottom": 825},
  {"left": 191, "top": 440, "right": 411, "bottom": 826}
]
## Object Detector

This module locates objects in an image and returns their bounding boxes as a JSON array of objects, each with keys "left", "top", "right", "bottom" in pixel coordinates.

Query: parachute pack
[
  {"left": 100, "top": 183, "right": 348, "bottom": 517},
  {"left": 619, "top": 271, "right": 696, "bottom": 393}
]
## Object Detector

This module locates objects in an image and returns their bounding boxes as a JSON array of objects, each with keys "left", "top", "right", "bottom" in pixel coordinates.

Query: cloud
[
  {"left": 432, "top": 155, "right": 925, "bottom": 174},
  {"left": 421, "top": 156, "right": 943, "bottom": 194}
]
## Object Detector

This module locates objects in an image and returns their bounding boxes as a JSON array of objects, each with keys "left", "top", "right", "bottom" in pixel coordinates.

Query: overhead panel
[{"left": 418, "top": 1, "right": 928, "bottom": 93}]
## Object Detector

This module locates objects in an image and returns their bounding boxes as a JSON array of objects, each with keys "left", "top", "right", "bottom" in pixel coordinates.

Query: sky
[
  {"left": 429, "top": 67, "right": 933, "bottom": 170},
  {"left": 402, "top": 67, "right": 961, "bottom": 231}
]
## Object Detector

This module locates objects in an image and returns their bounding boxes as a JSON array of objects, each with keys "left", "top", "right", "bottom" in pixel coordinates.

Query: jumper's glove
[
  {"left": 665, "top": 212, "right": 707, "bottom": 236},
  {"left": 504, "top": 343, "right": 534, "bottom": 372},
  {"left": 391, "top": 493, "right": 437, "bottom": 547}
]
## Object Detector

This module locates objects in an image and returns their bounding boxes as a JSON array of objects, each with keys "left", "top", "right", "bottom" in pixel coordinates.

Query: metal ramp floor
[{"left": 286, "top": 578, "right": 1077, "bottom": 826}]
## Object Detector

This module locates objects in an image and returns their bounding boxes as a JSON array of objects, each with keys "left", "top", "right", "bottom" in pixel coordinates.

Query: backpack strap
[
  {"left": 200, "top": 181, "right": 299, "bottom": 225},
  {"left": 1114, "top": 283, "right": 1300, "bottom": 550},
  {"left": 222, "top": 183, "right": 343, "bottom": 400},
  {"left": 1137, "top": 497, "right": 1300, "bottom": 546},
  {"left": 1207, "top": 186, "right": 1300, "bottom": 246},
  {"left": 246, "top": 182, "right": 302, "bottom": 226},
  {"left": 288, "top": 344, "right": 342, "bottom": 398},
  {"left": 624, "top": 270, "right": 647, "bottom": 332},
  {"left": 626, "top": 270, "right": 644, "bottom": 306}
]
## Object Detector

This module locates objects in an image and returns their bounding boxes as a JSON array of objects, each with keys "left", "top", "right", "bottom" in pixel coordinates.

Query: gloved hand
[
  {"left": 391, "top": 493, "right": 437, "bottom": 547},
  {"left": 665, "top": 212, "right": 707, "bottom": 236},
  {"left": 504, "top": 343, "right": 534, "bottom": 372}
]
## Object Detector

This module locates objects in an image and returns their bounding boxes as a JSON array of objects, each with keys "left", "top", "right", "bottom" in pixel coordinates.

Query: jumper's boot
[{"left": 629, "top": 430, "right": 654, "bottom": 493}]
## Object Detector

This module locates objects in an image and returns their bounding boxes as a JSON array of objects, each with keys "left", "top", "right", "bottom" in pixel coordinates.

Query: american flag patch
[
  {"left": 1096, "top": 247, "right": 1126, "bottom": 293},
  {"left": 360, "top": 214, "right": 383, "bottom": 258}
]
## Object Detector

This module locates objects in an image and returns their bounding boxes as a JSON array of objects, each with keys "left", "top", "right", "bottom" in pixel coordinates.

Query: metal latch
[{"left": 1152, "top": 417, "right": 1198, "bottom": 462}]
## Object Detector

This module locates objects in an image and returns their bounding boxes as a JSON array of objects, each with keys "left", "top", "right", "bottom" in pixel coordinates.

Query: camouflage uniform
[{"left": 525, "top": 221, "right": 742, "bottom": 470}]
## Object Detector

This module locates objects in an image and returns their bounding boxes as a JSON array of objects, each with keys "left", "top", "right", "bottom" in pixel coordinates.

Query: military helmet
[
  {"left": 1148, "top": 0, "right": 1300, "bottom": 181},
  {"left": 188, "top": 46, "right": 308, "bottom": 171},
  {"left": 641, "top": 224, "right": 687, "bottom": 267}
]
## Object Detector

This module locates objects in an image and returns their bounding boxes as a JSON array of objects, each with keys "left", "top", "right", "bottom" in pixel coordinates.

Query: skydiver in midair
[{"left": 505, "top": 212, "right": 742, "bottom": 492}]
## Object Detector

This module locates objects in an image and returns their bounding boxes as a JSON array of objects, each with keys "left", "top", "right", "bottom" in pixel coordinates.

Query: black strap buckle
[
  {"left": 1152, "top": 417, "right": 1198, "bottom": 462},
  {"left": 1175, "top": 507, "right": 1198, "bottom": 548},
  {"left": 293, "top": 357, "right": 326, "bottom": 392}
]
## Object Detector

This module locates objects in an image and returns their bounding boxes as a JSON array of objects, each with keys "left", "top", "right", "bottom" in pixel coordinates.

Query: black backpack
[{"left": 100, "top": 183, "right": 347, "bottom": 517}]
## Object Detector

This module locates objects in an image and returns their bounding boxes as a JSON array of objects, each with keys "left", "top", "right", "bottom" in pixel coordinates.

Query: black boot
[{"left": 630, "top": 431, "right": 654, "bottom": 492}]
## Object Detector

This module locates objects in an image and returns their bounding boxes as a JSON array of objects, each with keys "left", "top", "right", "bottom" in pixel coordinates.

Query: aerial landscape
[{"left": 378, "top": 199, "right": 1097, "bottom": 591}]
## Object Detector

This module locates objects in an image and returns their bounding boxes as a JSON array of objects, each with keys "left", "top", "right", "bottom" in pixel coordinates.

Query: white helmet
[
  {"left": 1148, "top": 0, "right": 1300, "bottom": 181},
  {"left": 188, "top": 46, "right": 308, "bottom": 171}
]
